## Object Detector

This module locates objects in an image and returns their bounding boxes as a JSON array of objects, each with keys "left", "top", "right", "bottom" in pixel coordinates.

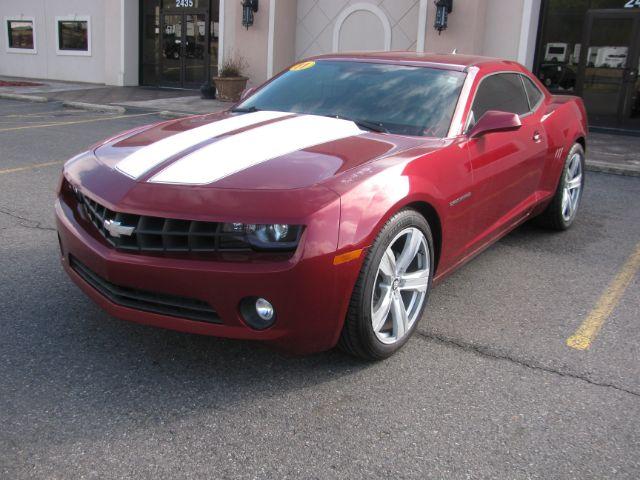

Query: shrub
[{"left": 218, "top": 54, "right": 247, "bottom": 78}]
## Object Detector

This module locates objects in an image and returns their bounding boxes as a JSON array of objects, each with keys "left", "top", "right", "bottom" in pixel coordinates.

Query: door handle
[{"left": 533, "top": 131, "right": 542, "bottom": 143}]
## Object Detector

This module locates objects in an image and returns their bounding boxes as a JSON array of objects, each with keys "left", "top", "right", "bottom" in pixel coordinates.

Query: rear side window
[
  {"left": 522, "top": 75, "right": 544, "bottom": 110},
  {"left": 469, "top": 73, "right": 530, "bottom": 126}
]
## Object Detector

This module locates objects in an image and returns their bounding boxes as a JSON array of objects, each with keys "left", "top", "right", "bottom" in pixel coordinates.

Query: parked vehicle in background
[
  {"left": 538, "top": 63, "right": 577, "bottom": 90},
  {"left": 587, "top": 46, "right": 629, "bottom": 68}
]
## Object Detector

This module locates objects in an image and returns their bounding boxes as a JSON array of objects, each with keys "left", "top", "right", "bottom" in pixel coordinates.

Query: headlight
[{"left": 221, "top": 223, "right": 303, "bottom": 251}]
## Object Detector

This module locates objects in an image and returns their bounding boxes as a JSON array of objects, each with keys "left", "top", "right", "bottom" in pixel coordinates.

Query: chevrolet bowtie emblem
[{"left": 103, "top": 219, "right": 135, "bottom": 238}]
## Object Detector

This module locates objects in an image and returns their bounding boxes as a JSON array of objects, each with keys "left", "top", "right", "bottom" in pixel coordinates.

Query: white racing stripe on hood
[
  {"left": 149, "top": 115, "right": 364, "bottom": 185},
  {"left": 115, "top": 110, "right": 290, "bottom": 179}
]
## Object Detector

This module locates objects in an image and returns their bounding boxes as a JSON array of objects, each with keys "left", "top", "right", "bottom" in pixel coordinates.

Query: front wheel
[
  {"left": 537, "top": 143, "right": 585, "bottom": 230},
  {"left": 338, "top": 209, "right": 434, "bottom": 360}
]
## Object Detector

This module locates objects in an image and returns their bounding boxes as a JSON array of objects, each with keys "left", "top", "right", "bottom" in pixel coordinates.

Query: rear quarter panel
[{"left": 538, "top": 95, "right": 588, "bottom": 196}]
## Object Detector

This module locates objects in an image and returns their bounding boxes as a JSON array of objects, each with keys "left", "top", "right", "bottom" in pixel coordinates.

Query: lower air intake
[{"left": 69, "top": 255, "right": 222, "bottom": 324}]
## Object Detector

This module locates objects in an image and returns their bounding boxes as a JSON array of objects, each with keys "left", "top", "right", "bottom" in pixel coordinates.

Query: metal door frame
[
  {"left": 576, "top": 9, "right": 640, "bottom": 128},
  {"left": 159, "top": 8, "right": 210, "bottom": 89}
]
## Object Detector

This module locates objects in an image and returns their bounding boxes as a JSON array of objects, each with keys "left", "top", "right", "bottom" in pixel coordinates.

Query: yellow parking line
[
  {"left": 0, "top": 160, "right": 64, "bottom": 175},
  {"left": 0, "top": 112, "right": 156, "bottom": 133},
  {"left": 566, "top": 242, "right": 640, "bottom": 350}
]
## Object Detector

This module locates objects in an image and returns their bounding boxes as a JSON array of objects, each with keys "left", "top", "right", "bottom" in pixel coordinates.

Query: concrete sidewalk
[
  {"left": 1, "top": 75, "right": 638, "bottom": 176},
  {"left": 586, "top": 132, "right": 640, "bottom": 177},
  {"left": 0, "top": 76, "right": 229, "bottom": 116}
]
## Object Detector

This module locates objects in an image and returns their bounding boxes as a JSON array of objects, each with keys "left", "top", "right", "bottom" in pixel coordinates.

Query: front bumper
[{"left": 55, "top": 196, "right": 364, "bottom": 355}]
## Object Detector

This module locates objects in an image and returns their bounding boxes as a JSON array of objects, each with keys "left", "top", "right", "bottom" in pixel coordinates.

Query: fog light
[
  {"left": 239, "top": 297, "right": 276, "bottom": 330},
  {"left": 255, "top": 298, "right": 274, "bottom": 321}
]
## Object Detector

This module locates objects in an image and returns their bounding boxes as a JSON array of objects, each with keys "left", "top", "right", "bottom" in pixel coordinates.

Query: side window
[
  {"left": 522, "top": 75, "right": 544, "bottom": 111},
  {"left": 469, "top": 73, "right": 530, "bottom": 128}
]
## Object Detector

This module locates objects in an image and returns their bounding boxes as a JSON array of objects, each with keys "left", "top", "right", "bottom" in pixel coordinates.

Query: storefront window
[
  {"left": 7, "top": 20, "right": 34, "bottom": 50},
  {"left": 535, "top": 0, "right": 640, "bottom": 130},
  {"left": 142, "top": 0, "right": 162, "bottom": 85},
  {"left": 534, "top": 0, "right": 634, "bottom": 92},
  {"left": 57, "top": 19, "right": 90, "bottom": 54}
]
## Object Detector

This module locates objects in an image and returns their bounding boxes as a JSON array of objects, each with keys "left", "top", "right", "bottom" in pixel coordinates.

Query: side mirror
[
  {"left": 240, "top": 87, "right": 256, "bottom": 101},
  {"left": 468, "top": 110, "right": 522, "bottom": 138}
]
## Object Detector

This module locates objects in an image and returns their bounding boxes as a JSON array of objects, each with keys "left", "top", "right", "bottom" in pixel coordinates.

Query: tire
[
  {"left": 537, "top": 143, "right": 585, "bottom": 230},
  {"left": 338, "top": 209, "right": 434, "bottom": 360}
]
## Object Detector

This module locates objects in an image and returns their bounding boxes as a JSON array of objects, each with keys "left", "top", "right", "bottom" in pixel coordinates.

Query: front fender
[{"left": 335, "top": 162, "right": 447, "bottom": 252}]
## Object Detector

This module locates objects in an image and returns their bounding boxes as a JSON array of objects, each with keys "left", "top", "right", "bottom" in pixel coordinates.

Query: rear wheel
[
  {"left": 537, "top": 143, "right": 585, "bottom": 230},
  {"left": 338, "top": 209, "right": 434, "bottom": 360}
]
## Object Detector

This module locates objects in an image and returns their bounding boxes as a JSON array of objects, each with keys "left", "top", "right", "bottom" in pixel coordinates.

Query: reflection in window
[
  {"left": 471, "top": 74, "right": 530, "bottom": 123},
  {"left": 522, "top": 76, "right": 544, "bottom": 109},
  {"left": 534, "top": 0, "right": 633, "bottom": 93},
  {"left": 237, "top": 61, "right": 466, "bottom": 137},
  {"left": 58, "top": 20, "right": 88, "bottom": 51},
  {"left": 7, "top": 20, "right": 34, "bottom": 49}
]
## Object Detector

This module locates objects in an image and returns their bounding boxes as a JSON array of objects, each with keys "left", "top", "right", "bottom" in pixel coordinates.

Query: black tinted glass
[
  {"left": 237, "top": 61, "right": 466, "bottom": 137},
  {"left": 522, "top": 75, "right": 544, "bottom": 109},
  {"left": 471, "top": 73, "right": 530, "bottom": 122}
]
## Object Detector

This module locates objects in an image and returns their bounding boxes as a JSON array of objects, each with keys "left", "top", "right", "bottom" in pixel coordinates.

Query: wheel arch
[
  {"left": 403, "top": 201, "right": 442, "bottom": 273},
  {"left": 334, "top": 168, "right": 447, "bottom": 275}
]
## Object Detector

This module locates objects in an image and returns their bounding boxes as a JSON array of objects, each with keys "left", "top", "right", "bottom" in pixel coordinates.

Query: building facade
[{"left": 1, "top": 0, "right": 639, "bottom": 131}]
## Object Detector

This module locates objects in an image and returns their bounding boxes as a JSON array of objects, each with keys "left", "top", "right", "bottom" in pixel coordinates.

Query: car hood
[{"left": 91, "top": 110, "right": 438, "bottom": 191}]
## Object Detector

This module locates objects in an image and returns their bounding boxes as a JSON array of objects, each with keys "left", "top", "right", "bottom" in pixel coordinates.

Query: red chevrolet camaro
[{"left": 55, "top": 53, "right": 587, "bottom": 359}]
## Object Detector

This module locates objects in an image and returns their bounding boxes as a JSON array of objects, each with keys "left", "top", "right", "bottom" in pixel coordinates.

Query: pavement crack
[
  {"left": 416, "top": 330, "right": 640, "bottom": 399},
  {"left": 0, "top": 207, "right": 56, "bottom": 232}
]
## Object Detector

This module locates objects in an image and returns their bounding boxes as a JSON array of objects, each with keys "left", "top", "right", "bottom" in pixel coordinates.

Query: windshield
[{"left": 235, "top": 60, "right": 466, "bottom": 137}]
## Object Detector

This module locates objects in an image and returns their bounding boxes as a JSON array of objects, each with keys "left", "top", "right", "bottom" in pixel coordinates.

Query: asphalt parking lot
[{"left": 1, "top": 98, "right": 639, "bottom": 479}]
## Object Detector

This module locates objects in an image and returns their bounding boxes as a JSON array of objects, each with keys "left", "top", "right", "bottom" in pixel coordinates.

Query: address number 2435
[{"left": 176, "top": 0, "right": 194, "bottom": 7}]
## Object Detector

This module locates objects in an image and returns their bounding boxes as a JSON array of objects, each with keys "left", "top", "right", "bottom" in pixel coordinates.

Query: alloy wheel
[
  {"left": 371, "top": 227, "right": 430, "bottom": 344},
  {"left": 561, "top": 152, "right": 583, "bottom": 222}
]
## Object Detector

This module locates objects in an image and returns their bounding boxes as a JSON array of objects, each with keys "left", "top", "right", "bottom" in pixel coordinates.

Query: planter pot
[{"left": 213, "top": 76, "right": 249, "bottom": 102}]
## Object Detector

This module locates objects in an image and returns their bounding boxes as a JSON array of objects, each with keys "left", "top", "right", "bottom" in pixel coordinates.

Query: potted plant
[{"left": 213, "top": 54, "right": 249, "bottom": 102}]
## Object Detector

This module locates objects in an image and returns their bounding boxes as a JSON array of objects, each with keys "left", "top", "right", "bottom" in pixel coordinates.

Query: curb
[
  {"left": 158, "top": 110, "right": 192, "bottom": 119},
  {"left": 0, "top": 92, "right": 48, "bottom": 103},
  {"left": 62, "top": 101, "right": 126, "bottom": 114},
  {"left": 586, "top": 161, "right": 640, "bottom": 177}
]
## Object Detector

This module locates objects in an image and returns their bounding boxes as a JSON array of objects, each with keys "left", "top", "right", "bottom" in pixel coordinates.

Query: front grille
[
  {"left": 69, "top": 255, "right": 221, "bottom": 324},
  {"left": 78, "top": 193, "right": 251, "bottom": 253}
]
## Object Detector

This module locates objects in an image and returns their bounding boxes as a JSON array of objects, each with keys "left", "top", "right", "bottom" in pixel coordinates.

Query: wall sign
[{"left": 175, "top": 0, "right": 194, "bottom": 7}]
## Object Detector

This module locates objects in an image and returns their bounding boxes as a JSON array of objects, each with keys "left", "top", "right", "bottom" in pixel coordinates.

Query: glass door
[
  {"left": 183, "top": 14, "right": 207, "bottom": 87},
  {"left": 577, "top": 9, "right": 640, "bottom": 130},
  {"left": 160, "top": 12, "right": 209, "bottom": 88},
  {"left": 161, "top": 14, "right": 183, "bottom": 86}
]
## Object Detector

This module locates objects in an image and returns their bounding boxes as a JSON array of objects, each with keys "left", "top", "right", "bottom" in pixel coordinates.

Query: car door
[{"left": 463, "top": 72, "right": 548, "bottom": 246}]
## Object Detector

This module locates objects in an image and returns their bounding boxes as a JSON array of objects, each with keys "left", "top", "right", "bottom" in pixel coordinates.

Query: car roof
[{"left": 308, "top": 51, "right": 521, "bottom": 72}]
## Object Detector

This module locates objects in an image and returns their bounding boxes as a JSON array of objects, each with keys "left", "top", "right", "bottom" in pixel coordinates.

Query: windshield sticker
[{"left": 290, "top": 61, "right": 316, "bottom": 72}]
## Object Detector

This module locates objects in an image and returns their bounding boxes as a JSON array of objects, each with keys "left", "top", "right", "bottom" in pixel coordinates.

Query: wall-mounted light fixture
[
  {"left": 242, "top": 0, "right": 259, "bottom": 30},
  {"left": 434, "top": 0, "right": 453, "bottom": 35}
]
